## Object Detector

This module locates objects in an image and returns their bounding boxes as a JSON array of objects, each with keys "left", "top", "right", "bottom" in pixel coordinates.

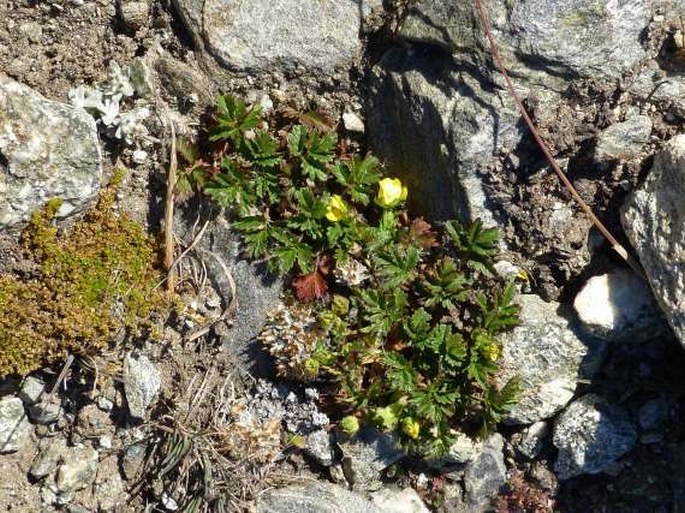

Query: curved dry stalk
[
  {"left": 473, "top": 0, "right": 645, "bottom": 279},
  {"left": 165, "top": 119, "right": 178, "bottom": 292}
]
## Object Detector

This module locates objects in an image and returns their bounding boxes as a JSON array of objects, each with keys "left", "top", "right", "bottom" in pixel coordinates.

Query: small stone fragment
[
  {"left": 55, "top": 445, "right": 99, "bottom": 494},
  {"left": 257, "top": 482, "right": 382, "bottom": 513},
  {"left": 574, "top": 269, "right": 664, "bottom": 342},
  {"left": 303, "top": 429, "right": 334, "bottom": 466},
  {"left": 441, "top": 432, "right": 480, "bottom": 466},
  {"left": 553, "top": 394, "right": 638, "bottom": 480},
  {"left": 343, "top": 112, "right": 365, "bottom": 133},
  {"left": 338, "top": 428, "right": 405, "bottom": 488},
  {"left": 595, "top": 115, "right": 652, "bottom": 162},
  {"left": 0, "top": 396, "right": 32, "bottom": 453},
  {"left": 30, "top": 437, "right": 68, "bottom": 479},
  {"left": 463, "top": 434, "right": 507, "bottom": 504},
  {"left": 497, "top": 295, "right": 608, "bottom": 424},
  {"left": 0, "top": 76, "right": 103, "bottom": 229},
  {"left": 123, "top": 353, "right": 161, "bottom": 419},
  {"left": 371, "top": 487, "right": 430, "bottom": 513},
  {"left": 122, "top": 442, "right": 147, "bottom": 480},
  {"left": 96, "top": 396, "right": 114, "bottom": 413},
  {"left": 116, "top": 0, "right": 150, "bottom": 32},
  {"left": 514, "top": 421, "right": 549, "bottom": 461},
  {"left": 27, "top": 398, "right": 63, "bottom": 425},
  {"left": 18, "top": 376, "right": 45, "bottom": 405}
]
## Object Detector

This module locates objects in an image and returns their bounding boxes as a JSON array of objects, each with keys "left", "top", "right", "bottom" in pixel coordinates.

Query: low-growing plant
[
  {"left": 179, "top": 95, "right": 521, "bottom": 456},
  {"left": 0, "top": 170, "right": 168, "bottom": 376}
]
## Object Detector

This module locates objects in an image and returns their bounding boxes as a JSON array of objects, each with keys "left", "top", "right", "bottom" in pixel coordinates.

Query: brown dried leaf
[
  {"left": 409, "top": 217, "right": 439, "bottom": 249},
  {"left": 293, "top": 271, "right": 328, "bottom": 302}
]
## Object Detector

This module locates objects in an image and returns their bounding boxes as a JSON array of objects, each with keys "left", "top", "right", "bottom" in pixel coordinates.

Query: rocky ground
[{"left": 2, "top": 0, "right": 685, "bottom": 512}]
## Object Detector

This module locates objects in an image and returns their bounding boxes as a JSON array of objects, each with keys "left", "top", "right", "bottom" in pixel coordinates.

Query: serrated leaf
[
  {"left": 408, "top": 217, "right": 439, "bottom": 249},
  {"left": 293, "top": 271, "right": 328, "bottom": 302},
  {"left": 373, "top": 245, "right": 420, "bottom": 289},
  {"left": 210, "top": 95, "right": 262, "bottom": 142}
]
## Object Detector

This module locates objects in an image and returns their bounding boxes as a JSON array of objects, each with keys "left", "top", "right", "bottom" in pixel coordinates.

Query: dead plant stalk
[{"left": 473, "top": 0, "right": 645, "bottom": 279}]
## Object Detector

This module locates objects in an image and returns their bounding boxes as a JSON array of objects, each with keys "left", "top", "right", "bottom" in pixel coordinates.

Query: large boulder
[
  {"left": 0, "top": 75, "right": 103, "bottom": 229},
  {"left": 496, "top": 294, "right": 607, "bottom": 425},
  {"left": 368, "top": 46, "right": 520, "bottom": 222},
  {"left": 368, "top": 0, "right": 652, "bottom": 231},
  {"left": 398, "top": 0, "right": 650, "bottom": 86},
  {"left": 621, "top": 134, "right": 685, "bottom": 347},
  {"left": 172, "top": 0, "right": 378, "bottom": 75}
]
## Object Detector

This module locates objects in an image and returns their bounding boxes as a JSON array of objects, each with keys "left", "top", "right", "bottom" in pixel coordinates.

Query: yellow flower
[
  {"left": 401, "top": 417, "right": 421, "bottom": 439},
  {"left": 376, "top": 178, "right": 408, "bottom": 208},
  {"left": 325, "top": 194, "right": 348, "bottom": 222}
]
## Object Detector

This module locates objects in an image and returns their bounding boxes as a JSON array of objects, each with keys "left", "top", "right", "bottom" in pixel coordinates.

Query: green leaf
[
  {"left": 331, "top": 155, "right": 382, "bottom": 206},
  {"left": 359, "top": 288, "right": 407, "bottom": 337},
  {"left": 385, "top": 352, "right": 418, "bottom": 393},
  {"left": 210, "top": 95, "right": 262, "bottom": 142},
  {"left": 410, "top": 381, "right": 458, "bottom": 425},
  {"left": 403, "top": 308, "right": 432, "bottom": 342},
  {"left": 240, "top": 130, "right": 283, "bottom": 168},
  {"left": 373, "top": 245, "right": 420, "bottom": 289},
  {"left": 287, "top": 125, "right": 336, "bottom": 182},
  {"left": 422, "top": 257, "right": 470, "bottom": 310},
  {"left": 445, "top": 219, "right": 499, "bottom": 276},
  {"left": 476, "top": 282, "right": 520, "bottom": 335}
]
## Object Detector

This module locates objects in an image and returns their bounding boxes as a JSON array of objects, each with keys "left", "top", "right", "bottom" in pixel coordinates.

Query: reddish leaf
[
  {"left": 409, "top": 217, "right": 439, "bottom": 249},
  {"left": 293, "top": 271, "right": 328, "bottom": 302}
]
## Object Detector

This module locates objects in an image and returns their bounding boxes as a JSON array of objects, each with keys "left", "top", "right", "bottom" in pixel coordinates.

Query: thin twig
[
  {"left": 473, "top": 0, "right": 645, "bottom": 279},
  {"left": 165, "top": 120, "right": 178, "bottom": 292},
  {"left": 49, "top": 353, "right": 75, "bottom": 395}
]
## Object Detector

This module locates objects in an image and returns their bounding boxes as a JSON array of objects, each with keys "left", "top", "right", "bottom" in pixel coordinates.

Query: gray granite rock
[
  {"left": 338, "top": 427, "right": 405, "bottom": 488},
  {"left": 0, "top": 75, "right": 102, "bottom": 229},
  {"left": 595, "top": 115, "right": 652, "bottom": 162},
  {"left": 94, "top": 455, "right": 126, "bottom": 511},
  {"left": 553, "top": 394, "right": 637, "bottom": 480},
  {"left": 18, "top": 376, "right": 45, "bottom": 405},
  {"left": 573, "top": 269, "right": 664, "bottom": 342},
  {"left": 123, "top": 353, "right": 161, "bottom": 419},
  {"left": 30, "top": 437, "right": 68, "bottom": 480},
  {"left": 398, "top": 0, "right": 649, "bottom": 85},
  {"left": 0, "top": 396, "right": 32, "bottom": 453},
  {"left": 54, "top": 445, "right": 99, "bottom": 494},
  {"left": 496, "top": 295, "right": 608, "bottom": 425},
  {"left": 463, "top": 434, "right": 506, "bottom": 504},
  {"left": 443, "top": 432, "right": 481, "bottom": 465},
  {"left": 371, "top": 487, "right": 430, "bottom": 513},
  {"left": 514, "top": 421, "right": 549, "bottom": 461},
  {"left": 621, "top": 134, "right": 685, "bottom": 348},
  {"left": 172, "top": 0, "right": 370, "bottom": 74},
  {"left": 368, "top": 46, "right": 520, "bottom": 222},
  {"left": 256, "top": 482, "right": 382, "bottom": 513},
  {"left": 27, "top": 397, "right": 62, "bottom": 425},
  {"left": 303, "top": 429, "right": 334, "bottom": 467}
]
